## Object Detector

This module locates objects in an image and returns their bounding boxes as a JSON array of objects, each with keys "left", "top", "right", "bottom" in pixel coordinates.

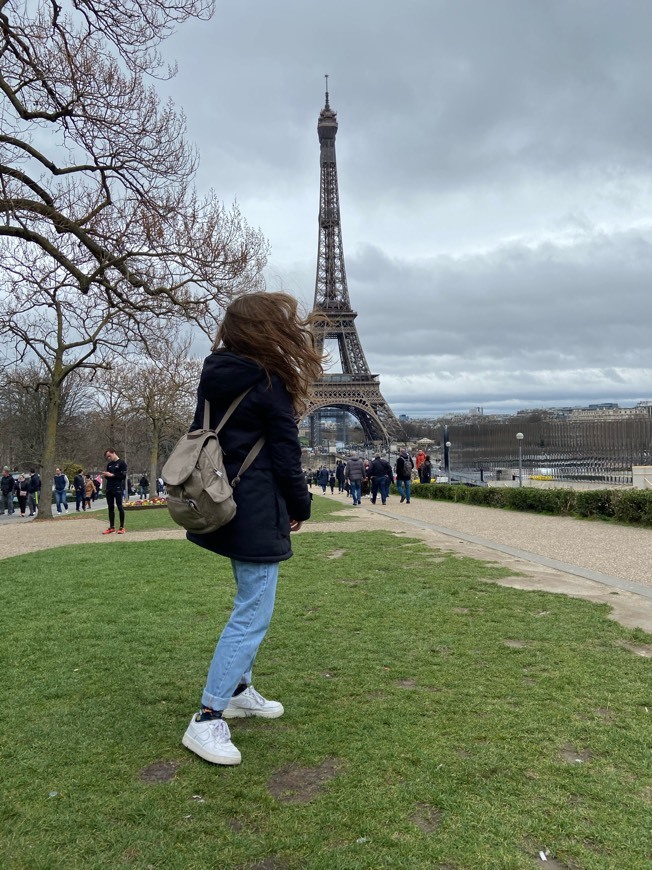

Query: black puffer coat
[{"left": 186, "top": 350, "right": 311, "bottom": 563}]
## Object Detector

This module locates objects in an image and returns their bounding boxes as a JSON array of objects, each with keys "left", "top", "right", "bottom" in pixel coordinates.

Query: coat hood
[{"left": 199, "top": 350, "right": 267, "bottom": 404}]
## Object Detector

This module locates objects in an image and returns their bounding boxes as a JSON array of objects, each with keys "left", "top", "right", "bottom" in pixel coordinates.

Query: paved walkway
[{"left": 1, "top": 493, "right": 652, "bottom": 635}]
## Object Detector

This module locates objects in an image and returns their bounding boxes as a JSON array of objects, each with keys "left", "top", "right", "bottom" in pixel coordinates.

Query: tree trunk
[
  {"left": 37, "top": 379, "right": 62, "bottom": 520},
  {"left": 149, "top": 425, "right": 160, "bottom": 500}
]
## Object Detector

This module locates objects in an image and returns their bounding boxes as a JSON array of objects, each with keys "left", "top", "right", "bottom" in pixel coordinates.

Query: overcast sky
[{"left": 161, "top": 0, "right": 652, "bottom": 417}]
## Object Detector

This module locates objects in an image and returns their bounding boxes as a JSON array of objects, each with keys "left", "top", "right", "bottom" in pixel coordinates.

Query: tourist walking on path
[
  {"left": 16, "top": 474, "right": 28, "bottom": 516},
  {"left": 345, "top": 453, "right": 366, "bottom": 505},
  {"left": 367, "top": 454, "right": 394, "bottom": 505},
  {"left": 0, "top": 467, "right": 15, "bottom": 515},
  {"left": 54, "top": 468, "right": 69, "bottom": 514},
  {"left": 101, "top": 449, "right": 127, "bottom": 534},
  {"left": 395, "top": 449, "right": 413, "bottom": 504},
  {"left": 181, "top": 291, "right": 322, "bottom": 767},
  {"left": 73, "top": 469, "right": 86, "bottom": 511},
  {"left": 317, "top": 466, "right": 329, "bottom": 493},
  {"left": 335, "top": 459, "right": 345, "bottom": 492},
  {"left": 26, "top": 469, "right": 40, "bottom": 516},
  {"left": 84, "top": 475, "right": 95, "bottom": 510},
  {"left": 419, "top": 455, "right": 432, "bottom": 484}
]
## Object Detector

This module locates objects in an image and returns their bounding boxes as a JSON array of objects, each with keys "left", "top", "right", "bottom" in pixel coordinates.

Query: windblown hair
[{"left": 213, "top": 292, "right": 324, "bottom": 414}]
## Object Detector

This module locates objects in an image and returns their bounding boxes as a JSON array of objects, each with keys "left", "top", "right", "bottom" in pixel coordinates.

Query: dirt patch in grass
[
  {"left": 410, "top": 803, "right": 442, "bottom": 833},
  {"left": 326, "top": 549, "right": 347, "bottom": 559},
  {"left": 267, "top": 757, "right": 343, "bottom": 804},
  {"left": 247, "top": 859, "right": 291, "bottom": 870},
  {"left": 504, "top": 639, "right": 528, "bottom": 648},
  {"left": 558, "top": 743, "right": 594, "bottom": 764},
  {"left": 396, "top": 679, "right": 417, "bottom": 688},
  {"left": 138, "top": 760, "right": 182, "bottom": 783}
]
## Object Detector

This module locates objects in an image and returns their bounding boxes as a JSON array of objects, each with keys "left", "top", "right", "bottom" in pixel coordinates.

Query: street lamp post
[
  {"left": 445, "top": 441, "right": 452, "bottom": 484},
  {"left": 516, "top": 432, "right": 524, "bottom": 487}
]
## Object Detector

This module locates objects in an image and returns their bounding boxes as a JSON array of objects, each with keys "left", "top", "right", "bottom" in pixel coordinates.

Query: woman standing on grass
[{"left": 182, "top": 292, "right": 323, "bottom": 766}]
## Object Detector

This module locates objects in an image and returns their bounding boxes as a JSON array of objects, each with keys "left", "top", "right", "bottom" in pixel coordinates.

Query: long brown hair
[{"left": 213, "top": 292, "right": 323, "bottom": 414}]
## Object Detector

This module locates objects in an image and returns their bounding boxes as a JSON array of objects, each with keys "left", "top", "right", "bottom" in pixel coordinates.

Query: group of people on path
[
  {"left": 0, "top": 466, "right": 41, "bottom": 517},
  {"left": 306, "top": 447, "right": 434, "bottom": 506}
]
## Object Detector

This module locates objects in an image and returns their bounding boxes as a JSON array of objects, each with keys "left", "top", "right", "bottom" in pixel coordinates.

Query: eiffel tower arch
[{"left": 307, "top": 81, "right": 402, "bottom": 448}]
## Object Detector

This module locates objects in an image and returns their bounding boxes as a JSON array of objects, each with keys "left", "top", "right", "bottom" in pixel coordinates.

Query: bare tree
[
  {"left": 116, "top": 340, "right": 201, "bottom": 491},
  {"left": 0, "top": 0, "right": 268, "bottom": 332}
]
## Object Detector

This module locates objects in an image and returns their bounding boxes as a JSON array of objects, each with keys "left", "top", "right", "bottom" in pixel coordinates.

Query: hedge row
[{"left": 397, "top": 483, "right": 652, "bottom": 527}]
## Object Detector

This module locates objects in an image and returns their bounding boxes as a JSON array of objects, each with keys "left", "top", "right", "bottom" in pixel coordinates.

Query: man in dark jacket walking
[
  {"left": 73, "top": 469, "right": 86, "bottom": 511},
  {"left": 395, "top": 449, "right": 413, "bottom": 504},
  {"left": 344, "top": 453, "right": 366, "bottom": 505},
  {"left": 367, "top": 454, "right": 394, "bottom": 505},
  {"left": 0, "top": 467, "right": 15, "bottom": 515},
  {"left": 26, "top": 469, "right": 40, "bottom": 516}
]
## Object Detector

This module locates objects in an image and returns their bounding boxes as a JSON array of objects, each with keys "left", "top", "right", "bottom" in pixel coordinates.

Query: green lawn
[
  {"left": 1, "top": 498, "right": 651, "bottom": 868},
  {"left": 88, "top": 490, "right": 353, "bottom": 533}
]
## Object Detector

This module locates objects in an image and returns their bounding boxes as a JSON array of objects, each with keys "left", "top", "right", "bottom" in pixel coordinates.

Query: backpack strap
[
  {"left": 201, "top": 388, "right": 265, "bottom": 486},
  {"left": 231, "top": 436, "right": 265, "bottom": 487},
  {"left": 202, "top": 387, "right": 253, "bottom": 433}
]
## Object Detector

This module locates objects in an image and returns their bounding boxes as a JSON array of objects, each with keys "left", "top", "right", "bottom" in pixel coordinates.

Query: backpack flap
[{"left": 162, "top": 430, "right": 219, "bottom": 487}]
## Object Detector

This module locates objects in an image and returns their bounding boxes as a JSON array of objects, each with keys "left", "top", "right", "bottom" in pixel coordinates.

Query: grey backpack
[{"left": 162, "top": 389, "right": 264, "bottom": 534}]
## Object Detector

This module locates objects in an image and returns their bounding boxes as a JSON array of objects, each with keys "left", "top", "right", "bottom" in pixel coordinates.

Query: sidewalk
[{"left": 318, "top": 491, "right": 652, "bottom": 635}]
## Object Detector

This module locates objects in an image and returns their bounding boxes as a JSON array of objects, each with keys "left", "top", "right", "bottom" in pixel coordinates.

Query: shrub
[
  {"left": 463, "top": 487, "right": 504, "bottom": 507},
  {"left": 500, "top": 487, "right": 574, "bottom": 515},
  {"left": 612, "top": 491, "right": 652, "bottom": 526},
  {"left": 574, "top": 490, "right": 615, "bottom": 519}
]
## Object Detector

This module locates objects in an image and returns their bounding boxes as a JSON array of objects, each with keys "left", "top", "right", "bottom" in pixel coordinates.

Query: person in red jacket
[{"left": 182, "top": 292, "right": 323, "bottom": 767}]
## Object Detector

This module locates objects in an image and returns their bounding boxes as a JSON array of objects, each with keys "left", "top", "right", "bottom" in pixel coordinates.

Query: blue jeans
[
  {"left": 349, "top": 480, "right": 362, "bottom": 504},
  {"left": 371, "top": 475, "right": 390, "bottom": 504},
  {"left": 55, "top": 490, "right": 68, "bottom": 512},
  {"left": 396, "top": 478, "right": 411, "bottom": 502},
  {"left": 202, "top": 560, "right": 280, "bottom": 711},
  {"left": 0, "top": 491, "right": 14, "bottom": 514}
]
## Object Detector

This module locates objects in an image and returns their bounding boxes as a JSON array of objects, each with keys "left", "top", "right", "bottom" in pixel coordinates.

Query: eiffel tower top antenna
[{"left": 324, "top": 74, "right": 330, "bottom": 109}]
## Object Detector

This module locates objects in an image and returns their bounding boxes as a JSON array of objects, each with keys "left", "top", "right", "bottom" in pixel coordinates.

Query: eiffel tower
[{"left": 307, "top": 80, "right": 402, "bottom": 447}]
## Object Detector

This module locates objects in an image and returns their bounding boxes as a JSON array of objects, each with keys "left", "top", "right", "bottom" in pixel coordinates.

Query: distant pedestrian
[
  {"left": 16, "top": 474, "right": 28, "bottom": 516},
  {"left": 395, "top": 449, "right": 413, "bottom": 504},
  {"left": 420, "top": 455, "right": 432, "bottom": 484},
  {"left": 329, "top": 471, "right": 336, "bottom": 494},
  {"left": 345, "top": 453, "right": 366, "bottom": 505},
  {"left": 101, "top": 449, "right": 127, "bottom": 534},
  {"left": 54, "top": 467, "right": 69, "bottom": 514},
  {"left": 335, "top": 460, "right": 345, "bottom": 492},
  {"left": 317, "top": 466, "right": 329, "bottom": 493},
  {"left": 139, "top": 474, "right": 149, "bottom": 499},
  {"left": 27, "top": 469, "right": 40, "bottom": 516},
  {"left": 0, "top": 466, "right": 15, "bottom": 515},
  {"left": 73, "top": 468, "right": 86, "bottom": 511},
  {"left": 84, "top": 474, "right": 95, "bottom": 509},
  {"left": 367, "top": 454, "right": 393, "bottom": 505}
]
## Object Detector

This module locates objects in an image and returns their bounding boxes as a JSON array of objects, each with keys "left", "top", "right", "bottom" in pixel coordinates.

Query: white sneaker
[
  {"left": 222, "top": 685, "right": 284, "bottom": 719},
  {"left": 182, "top": 714, "right": 241, "bottom": 765}
]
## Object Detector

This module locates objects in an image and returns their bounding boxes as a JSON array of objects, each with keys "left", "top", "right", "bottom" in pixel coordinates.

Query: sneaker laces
[
  {"left": 208, "top": 718, "right": 232, "bottom": 743},
  {"left": 245, "top": 686, "right": 266, "bottom": 705}
]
